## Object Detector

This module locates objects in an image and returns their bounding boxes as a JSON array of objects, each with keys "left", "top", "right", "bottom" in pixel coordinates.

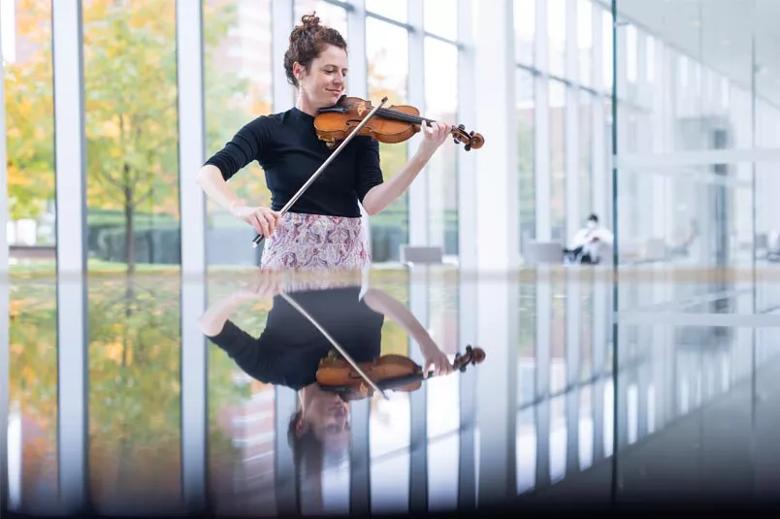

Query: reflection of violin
[
  {"left": 315, "top": 95, "right": 485, "bottom": 152},
  {"left": 315, "top": 345, "right": 486, "bottom": 401}
]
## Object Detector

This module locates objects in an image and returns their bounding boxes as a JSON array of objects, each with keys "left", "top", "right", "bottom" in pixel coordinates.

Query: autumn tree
[{"left": 4, "top": 0, "right": 55, "bottom": 224}]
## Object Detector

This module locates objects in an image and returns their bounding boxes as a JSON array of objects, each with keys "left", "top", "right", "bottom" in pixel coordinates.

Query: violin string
[{"left": 375, "top": 108, "right": 450, "bottom": 129}]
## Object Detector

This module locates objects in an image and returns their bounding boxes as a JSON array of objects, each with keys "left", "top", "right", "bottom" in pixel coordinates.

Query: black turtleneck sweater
[
  {"left": 206, "top": 287, "right": 384, "bottom": 390},
  {"left": 204, "top": 107, "right": 384, "bottom": 218}
]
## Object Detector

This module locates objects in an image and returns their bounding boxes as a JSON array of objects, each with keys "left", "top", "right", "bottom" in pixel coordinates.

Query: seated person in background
[{"left": 564, "top": 213, "right": 614, "bottom": 264}]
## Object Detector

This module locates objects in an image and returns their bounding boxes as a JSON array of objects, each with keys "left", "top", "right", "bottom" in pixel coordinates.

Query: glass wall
[
  {"left": 517, "top": 69, "right": 535, "bottom": 251},
  {"left": 424, "top": 38, "right": 458, "bottom": 255},
  {"left": 513, "top": 0, "right": 613, "bottom": 255},
  {"left": 549, "top": 80, "right": 566, "bottom": 242},
  {"left": 366, "top": 16, "right": 409, "bottom": 262},
  {"left": 203, "top": 0, "right": 272, "bottom": 267},
  {"left": 83, "top": 0, "right": 180, "bottom": 273},
  {"left": 613, "top": 0, "right": 780, "bottom": 273},
  {"left": 2, "top": 0, "right": 55, "bottom": 268}
]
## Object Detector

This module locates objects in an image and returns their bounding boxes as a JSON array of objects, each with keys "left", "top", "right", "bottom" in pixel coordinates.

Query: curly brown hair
[{"left": 284, "top": 13, "right": 348, "bottom": 88}]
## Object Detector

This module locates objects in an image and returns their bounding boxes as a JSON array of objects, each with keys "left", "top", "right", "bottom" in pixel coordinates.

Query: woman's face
[
  {"left": 303, "top": 390, "right": 351, "bottom": 449},
  {"left": 294, "top": 44, "right": 348, "bottom": 109}
]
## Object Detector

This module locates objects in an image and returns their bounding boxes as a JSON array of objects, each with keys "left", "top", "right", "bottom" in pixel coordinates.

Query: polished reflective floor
[{"left": 4, "top": 265, "right": 780, "bottom": 516}]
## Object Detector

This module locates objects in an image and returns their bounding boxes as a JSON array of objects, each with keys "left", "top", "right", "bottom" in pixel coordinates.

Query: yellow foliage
[{"left": 102, "top": 341, "right": 125, "bottom": 364}]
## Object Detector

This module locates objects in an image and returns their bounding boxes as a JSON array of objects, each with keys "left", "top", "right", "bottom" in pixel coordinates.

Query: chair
[
  {"left": 523, "top": 241, "right": 564, "bottom": 265},
  {"left": 400, "top": 245, "right": 443, "bottom": 265}
]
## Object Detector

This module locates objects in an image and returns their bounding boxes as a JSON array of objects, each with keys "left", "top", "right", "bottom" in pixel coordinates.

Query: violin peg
[
  {"left": 464, "top": 145, "right": 471, "bottom": 152},
  {"left": 458, "top": 123, "right": 465, "bottom": 130}
]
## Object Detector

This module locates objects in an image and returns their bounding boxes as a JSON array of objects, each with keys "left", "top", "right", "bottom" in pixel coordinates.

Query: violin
[
  {"left": 315, "top": 345, "right": 486, "bottom": 401},
  {"left": 315, "top": 95, "right": 485, "bottom": 152}
]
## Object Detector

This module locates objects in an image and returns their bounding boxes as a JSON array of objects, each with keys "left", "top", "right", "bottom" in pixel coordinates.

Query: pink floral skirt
[{"left": 260, "top": 212, "right": 370, "bottom": 270}]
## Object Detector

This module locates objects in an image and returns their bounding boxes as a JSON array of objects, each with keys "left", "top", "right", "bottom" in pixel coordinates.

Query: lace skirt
[{"left": 260, "top": 212, "right": 370, "bottom": 270}]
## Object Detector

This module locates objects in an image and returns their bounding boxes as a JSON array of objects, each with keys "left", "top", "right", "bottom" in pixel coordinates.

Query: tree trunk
[{"left": 124, "top": 185, "right": 135, "bottom": 274}]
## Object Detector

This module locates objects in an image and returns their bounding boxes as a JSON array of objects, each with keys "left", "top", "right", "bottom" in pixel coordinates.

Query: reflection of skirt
[{"left": 260, "top": 212, "right": 370, "bottom": 270}]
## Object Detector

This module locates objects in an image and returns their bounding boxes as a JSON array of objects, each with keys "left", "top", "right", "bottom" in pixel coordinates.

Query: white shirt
[{"left": 571, "top": 225, "right": 614, "bottom": 260}]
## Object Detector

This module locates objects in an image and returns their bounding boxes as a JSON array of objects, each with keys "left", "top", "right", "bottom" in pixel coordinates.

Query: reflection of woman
[
  {"left": 196, "top": 13, "right": 450, "bottom": 269},
  {"left": 198, "top": 275, "right": 453, "bottom": 458}
]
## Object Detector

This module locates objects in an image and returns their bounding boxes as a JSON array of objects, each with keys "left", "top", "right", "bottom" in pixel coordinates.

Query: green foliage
[{"left": 4, "top": 0, "right": 55, "bottom": 220}]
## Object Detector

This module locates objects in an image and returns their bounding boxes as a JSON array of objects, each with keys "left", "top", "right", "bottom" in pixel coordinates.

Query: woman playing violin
[{"left": 196, "top": 13, "right": 451, "bottom": 269}]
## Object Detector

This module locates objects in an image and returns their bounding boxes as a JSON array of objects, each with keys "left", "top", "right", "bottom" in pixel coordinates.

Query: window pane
[
  {"left": 203, "top": 0, "right": 273, "bottom": 267},
  {"left": 366, "top": 0, "right": 407, "bottom": 23},
  {"left": 549, "top": 80, "right": 566, "bottom": 242},
  {"left": 366, "top": 18, "right": 409, "bottom": 262},
  {"left": 514, "top": 0, "right": 535, "bottom": 65},
  {"left": 578, "top": 90, "right": 593, "bottom": 218},
  {"left": 294, "top": 0, "right": 347, "bottom": 36},
  {"left": 424, "top": 0, "right": 457, "bottom": 40},
  {"left": 577, "top": 0, "right": 592, "bottom": 86},
  {"left": 3, "top": 0, "right": 56, "bottom": 271},
  {"left": 517, "top": 68, "right": 535, "bottom": 252},
  {"left": 83, "top": 0, "right": 180, "bottom": 273},
  {"left": 626, "top": 24, "right": 637, "bottom": 83},
  {"left": 9, "top": 282, "right": 59, "bottom": 512},
  {"left": 602, "top": 9, "right": 613, "bottom": 91},
  {"left": 424, "top": 38, "right": 458, "bottom": 255},
  {"left": 547, "top": 0, "right": 566, "bottom": 77},
  {"left": 87, "top": 280, "right": 182, "bottom": 512}
]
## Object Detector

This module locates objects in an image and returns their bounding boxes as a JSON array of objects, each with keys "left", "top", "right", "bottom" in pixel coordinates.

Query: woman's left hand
[
  {"left": 423, "top": 348, "right": 454, "bottom": 378},
  {"left": 418, "top": 121, "right": 451, "bottom": 158}
]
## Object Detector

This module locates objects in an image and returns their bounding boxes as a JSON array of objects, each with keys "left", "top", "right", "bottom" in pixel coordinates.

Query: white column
[
  {"left": 274, "top": 386, "right": 298, "bottom": 516},
  {"left": 534, "top": 269, "right": 551, "bottom": 486},
  {"left": 178, "top": 0, "right": 206, "bottom": 277},
  {"left": 0, "top": 18, "right": 9, "bottom": 514},
  {"left": 408, "top": 0, "right": 428, "bottom": 246},
  {"left": 54, "top": 0, "right": 87, "bottom": 276},
  {"left": 349, "top": 399, "right": 370, "bottom": 515},
  {"left": 591, "top": 276, "right": 607, "bottom": 460},
  {"left": 564, "top": 0, "right": 580, "bottom": 243},
  {"left": 272, "top": 0, "right": 295, "bottom": 112},
  {"left": 474, "top": 0, "right": 518, "bottom": 270},
  {"left": 534, "top": 0, "right": 551, "bottom": 242},
  {"left": 457, "top": 0, "right": 477, "bottom": 270},
  {"left": 591, "top": 10, "right": 607, "bottom": 221},
  {"left": 476, "top": 274, "right": 517, "bottom": 504},
  {"left": 565, "top": 270, "right": 580, "bottom": 475},
  {"left": 347, "top": 0, "right": 367, "bottom": 99},
  {"left": 408, "top": 267, "right": 428, "bottom": 512},
  {"left": 53, "top": 1, "right": 88, "bottom": 514},
  {"left": 346, "top": 0, "right": 374, "bottom": 257},
  {"left": 177, "top": 4, "right": 208, "bottom": 509},
  {"left": 458, "top": 269, "right": 477, "bottom": 507},
  {"left": 0, "top": 2, "right": 7, "bottom": 275}
]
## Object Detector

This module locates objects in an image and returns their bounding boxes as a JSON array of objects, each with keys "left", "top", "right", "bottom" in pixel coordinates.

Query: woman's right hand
[{"left": 230, "top": 204, "right": 281, "bottom": 237}]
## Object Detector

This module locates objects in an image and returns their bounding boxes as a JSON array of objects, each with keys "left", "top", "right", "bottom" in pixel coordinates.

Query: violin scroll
[
  {"left": 451, "top": 124, "right": 485, "bottom": 152},
  {"left": 453, "top": 345, "right": 486, "bottom": 372}
]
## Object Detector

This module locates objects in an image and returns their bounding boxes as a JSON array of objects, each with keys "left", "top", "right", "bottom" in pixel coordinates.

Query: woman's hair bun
[{"left": 300, "top": 13, "right": 320, "bottom": 31}]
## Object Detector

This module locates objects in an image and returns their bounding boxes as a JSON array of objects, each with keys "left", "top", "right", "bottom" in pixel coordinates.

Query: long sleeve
[
  {"left": 204, "top": 116, "right": 270, "bottom": 181},
  {"left": 354, "top": 136, "right": 384, "bottom": 202},
  {"left": 207, "top": 320, "right": 274, "bottom": 382}
]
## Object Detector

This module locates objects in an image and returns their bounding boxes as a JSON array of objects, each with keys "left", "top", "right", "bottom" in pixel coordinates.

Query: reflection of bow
[{"left": 279, "top": 292, "right": 389, "bottom": 400}]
